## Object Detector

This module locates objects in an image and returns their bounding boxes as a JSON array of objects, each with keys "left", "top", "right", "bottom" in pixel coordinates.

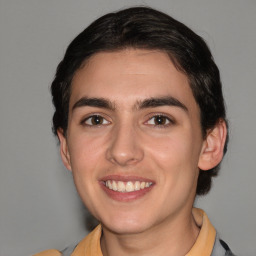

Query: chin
[
  {"left": 104, "top": 222, "right": 148, "bottom": 235},
  {"left": 100, "top": 213, "right": 153, "bottom": 235}
]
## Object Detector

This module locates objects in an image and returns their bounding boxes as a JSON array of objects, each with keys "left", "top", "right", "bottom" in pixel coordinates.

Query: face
[{"left": 59, "top": 49, "right": 207, "bottom": 235}]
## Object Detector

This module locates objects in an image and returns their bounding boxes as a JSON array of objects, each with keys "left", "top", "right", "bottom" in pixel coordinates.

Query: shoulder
[
  {"left": 33, "top": 249, "right": 61, "bottom": 256},
  {"left": 33, "top": 244, "right": 77, "bottom": 256},
  {"left": 33, "top": 225, "right": 102, "bottom": 256},
  {"left": 211, "top": 236, "right": 236, "bottom": 256}
]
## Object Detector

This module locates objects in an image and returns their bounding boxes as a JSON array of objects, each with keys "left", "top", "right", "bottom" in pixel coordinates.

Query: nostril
[
  {"left": 106, "top": 144, "right": 144, "bottom": 166},
  {"left": 106, "top": 126, "right": 144, "bottom": 166}
]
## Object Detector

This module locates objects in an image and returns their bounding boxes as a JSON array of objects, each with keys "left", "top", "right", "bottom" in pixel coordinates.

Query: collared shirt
[{"left": 34, "top": 208, "right": 232, "bottom": 256}]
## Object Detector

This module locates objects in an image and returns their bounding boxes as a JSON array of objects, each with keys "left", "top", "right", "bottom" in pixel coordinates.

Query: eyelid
[
  {"left": 80, "top": 113, "right": 111, "bottom": 126},
  {"left": 144, "top": 113, "right": 175, "bottom": 126}
]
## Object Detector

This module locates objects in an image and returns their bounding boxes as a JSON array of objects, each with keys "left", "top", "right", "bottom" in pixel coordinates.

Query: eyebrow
[
  {"left": 137, "top": 96, "right": 188, "bottom": 112},
  {"left": 72, "top": 96, "right": 188, "bottom": 112},
  {"left": 72, "top": 97, "right": 115, "bottom": 111}
]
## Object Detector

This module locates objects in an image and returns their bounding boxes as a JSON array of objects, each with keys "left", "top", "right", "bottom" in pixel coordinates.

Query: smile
[{"left": 104, "top": 180, "right": 153, "bottom": 193}]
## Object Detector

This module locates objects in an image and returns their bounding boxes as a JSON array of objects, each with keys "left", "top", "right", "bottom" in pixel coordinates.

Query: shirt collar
[{"left": 72, "top": 208, "right": 216, "bottom": 256}]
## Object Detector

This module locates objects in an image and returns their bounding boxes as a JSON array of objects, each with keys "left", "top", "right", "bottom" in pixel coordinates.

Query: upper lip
[{"left": 99, "top": 175, "right": 155, "bottom": 183}]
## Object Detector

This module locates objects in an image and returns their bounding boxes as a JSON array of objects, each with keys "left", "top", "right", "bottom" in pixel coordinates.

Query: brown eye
[
  {"left": 84, "top": 115, "right": 109, "bottom": 126},
  {"left": 146, "top": 115, "right": 172, "bottom": 126},
  {"left": 154, "top": 116, "right": 168, "bottom": 125}
]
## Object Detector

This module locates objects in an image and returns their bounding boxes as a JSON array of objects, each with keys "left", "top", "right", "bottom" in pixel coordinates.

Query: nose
[{"left": 106, "top": 124, "right": 144, "bottom": 167}]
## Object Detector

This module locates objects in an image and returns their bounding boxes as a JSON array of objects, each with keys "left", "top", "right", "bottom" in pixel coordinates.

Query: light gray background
[{"left": 0, "top": 1, "right": 255, "bottom": 255}]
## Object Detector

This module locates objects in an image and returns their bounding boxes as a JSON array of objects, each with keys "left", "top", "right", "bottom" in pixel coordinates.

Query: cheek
[
  {"left": 67, "top": 134, "right": 107, "bottom": 209},
  {"left": 145, "top": 132, "right": 195, "bottom": 165},
  {"left": 144, "top": 131, "right": 201, "bottom": 187},
  {"left": 143, "top": 134, "right": 199, "bottom": 214},
  {"left": 68, "top": 133, "right": 107, "bottom": 176}
]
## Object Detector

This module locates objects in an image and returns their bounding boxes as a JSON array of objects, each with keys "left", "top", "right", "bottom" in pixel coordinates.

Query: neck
[{"left": 100, "top": 209, "right": 200, "bottom": 256}]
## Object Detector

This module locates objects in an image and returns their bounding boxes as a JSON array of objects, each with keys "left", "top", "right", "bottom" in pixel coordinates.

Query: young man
[{"left": 36, "top": 6, "right": 235, "bottom": 256}]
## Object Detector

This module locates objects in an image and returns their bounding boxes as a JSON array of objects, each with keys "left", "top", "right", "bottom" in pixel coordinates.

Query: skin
[{"left": 58, "top": 49, "right": 226, "bottom": 256}]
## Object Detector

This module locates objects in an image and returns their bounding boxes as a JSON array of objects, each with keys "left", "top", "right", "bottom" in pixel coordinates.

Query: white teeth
[
  {"left": 107, "top": 180, "right": 112, "bottom": 189},
  {"left": 126, "top": 181, "right": 134, "bottom": 192},
  {"left": 105, "top": 180, "right": 153, "bottom": 192},
  {"left": 134, "top": 181, "right": 140, "bottom": 191},
  {"left": 112, "top": 180, "right": 118, "bottom": 191},
  {"left": 117, "top": 181, "right": 126, "bottom": 192}
]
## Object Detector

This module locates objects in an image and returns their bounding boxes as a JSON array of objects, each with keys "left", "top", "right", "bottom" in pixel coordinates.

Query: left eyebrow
[
  {"left": 71, "top": 97, "right": 115, "bottom": 112},
  {"left": 136, "top": 96, "right": 188, "bottom": 112}
]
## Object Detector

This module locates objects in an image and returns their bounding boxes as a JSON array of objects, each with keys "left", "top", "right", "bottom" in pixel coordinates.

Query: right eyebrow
[
  {"left": 136, "top": 96, "right": 188, "bottom": 112},
  {"left": 72, "top": 97, "right": 115, "bottom": 112}
]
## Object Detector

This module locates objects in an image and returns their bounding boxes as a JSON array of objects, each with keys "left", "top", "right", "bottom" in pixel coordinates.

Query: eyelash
[
  {"left": 145, "top": 114, "right": 175, "bottom": 128},
  {"left": 81, "top": 114, "right": 111, "bottom": 127},
  {"left": 80, "top": 113, "right": 175, "bottom": 128}
]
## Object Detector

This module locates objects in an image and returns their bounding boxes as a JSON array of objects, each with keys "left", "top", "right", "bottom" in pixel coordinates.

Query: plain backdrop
[{"left": 0, "top": 1, "right": 255, "bottom": 255}]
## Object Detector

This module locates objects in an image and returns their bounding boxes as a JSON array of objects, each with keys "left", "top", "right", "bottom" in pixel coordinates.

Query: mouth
[
  {"left": 104, "top": 180, "right": 153, "bottom": 193},
  {"left": 100, "top": 176, "right": 155, "bottom": 202}
]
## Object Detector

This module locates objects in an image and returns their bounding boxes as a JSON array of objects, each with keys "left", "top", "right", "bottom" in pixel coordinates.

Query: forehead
[{"left": 70, "top": 49, "right": 196, "bottom": 109}]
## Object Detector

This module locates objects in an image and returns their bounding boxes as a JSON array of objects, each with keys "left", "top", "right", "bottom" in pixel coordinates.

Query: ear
[
  {"left": 198, "top": 119, "right": 227, "bottom": 171},
  {"left": 57, "top": 128, "right": 72, "bottom": 171}
]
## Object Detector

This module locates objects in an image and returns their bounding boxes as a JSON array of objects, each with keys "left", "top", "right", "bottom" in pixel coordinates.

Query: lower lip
[{"left": 100, "top": 182, "right": 154, "bottom": 202}]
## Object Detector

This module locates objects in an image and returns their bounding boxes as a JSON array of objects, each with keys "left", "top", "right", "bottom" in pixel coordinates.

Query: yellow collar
[
  {"left": 72, "top": 208, "right": 216, "bottom": 256},
  {"left": 186, "top": 208, "right": 216, "bottom": 256}
]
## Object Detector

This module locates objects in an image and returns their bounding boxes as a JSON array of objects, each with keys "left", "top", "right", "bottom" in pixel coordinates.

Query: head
[{"left": 51, "top": 6, "right": 228, "bottom": 197}]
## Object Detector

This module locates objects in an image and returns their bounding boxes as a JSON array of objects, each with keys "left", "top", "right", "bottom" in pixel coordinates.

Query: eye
[
  {"left": 83, "top": 115, "right": 110, "bottom": 126},
  {"left": 146, "top": 115, "right": 173, "bottom": 126}
]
